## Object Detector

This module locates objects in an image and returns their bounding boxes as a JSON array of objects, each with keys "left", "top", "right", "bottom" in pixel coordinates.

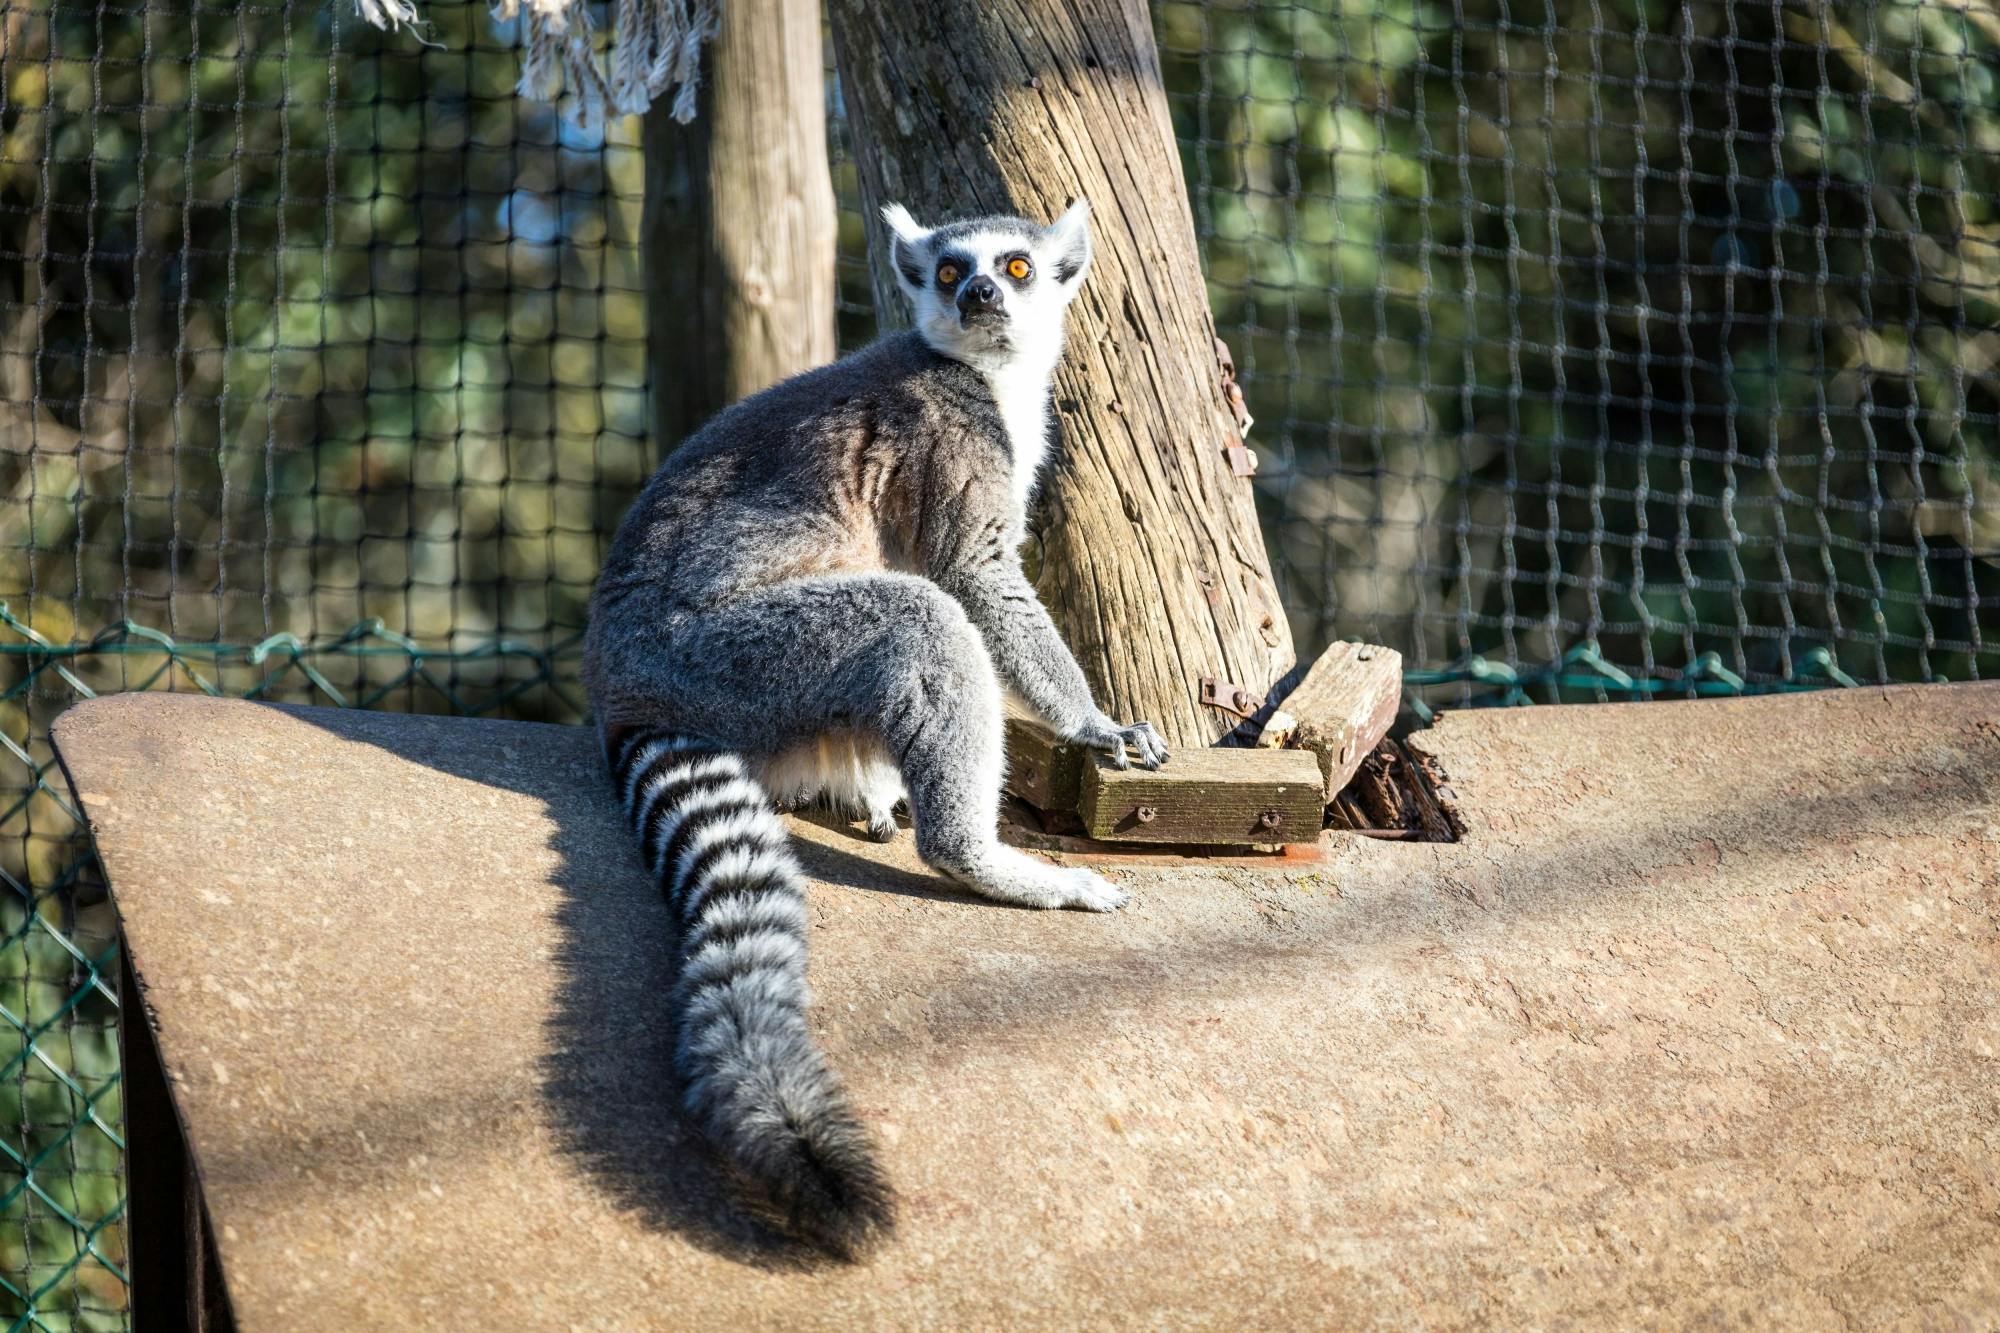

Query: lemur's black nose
[{"left": 958, "top": 274, "right": 1002, "bottom": 310}]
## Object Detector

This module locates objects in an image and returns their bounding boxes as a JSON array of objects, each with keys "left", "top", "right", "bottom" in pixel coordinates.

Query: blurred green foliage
[
  {"left": 0, "top": 1, "right": 638, "bottom": 1323},
  {"left": 0, "top": 0, "right": 650, "bottom": 652},
  {"left": 1154, "top": 0, "right": 1999, "bottom": 699}
]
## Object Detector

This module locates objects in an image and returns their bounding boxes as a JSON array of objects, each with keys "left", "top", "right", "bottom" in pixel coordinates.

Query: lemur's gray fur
[{"left": 584, "top": 199, "right": 1167, "bottom": 1256}]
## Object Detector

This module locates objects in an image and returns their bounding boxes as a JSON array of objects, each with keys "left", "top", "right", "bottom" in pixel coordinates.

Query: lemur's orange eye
[
  {"left": 936, "top": 262, "right": 960, "bottom": 287},
  {"left": 1006, "top": 256, "right": 1033, "bottom": 281}
]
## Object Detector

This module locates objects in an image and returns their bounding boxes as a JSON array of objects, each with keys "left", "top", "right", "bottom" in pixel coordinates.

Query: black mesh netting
[{"left": 2, "top": 0, "right": 1996, "bottom": 1322}]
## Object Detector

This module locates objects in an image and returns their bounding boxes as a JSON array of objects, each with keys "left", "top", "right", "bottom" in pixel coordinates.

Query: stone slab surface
[{"left": 51, "top": 686, "right": 2000, "bottom": 1330}]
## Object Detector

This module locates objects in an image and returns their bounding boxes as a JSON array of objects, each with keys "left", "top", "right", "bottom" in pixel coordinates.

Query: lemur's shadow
[{"left": 290, "top": 706, "right": 972, "bottom": 1272}]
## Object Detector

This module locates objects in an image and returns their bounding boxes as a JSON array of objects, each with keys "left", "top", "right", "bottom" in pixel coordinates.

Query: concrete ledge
[{"left": 52, "top": 686, "right": 2000, "bottom": 1329}]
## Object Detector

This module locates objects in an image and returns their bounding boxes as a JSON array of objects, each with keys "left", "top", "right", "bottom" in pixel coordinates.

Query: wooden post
[
  {"left": 644, "top": 0, "right": 837, "bottom": 453},
  {"left": 826, "top": 0, "right": 1296, "bottom": 747}
]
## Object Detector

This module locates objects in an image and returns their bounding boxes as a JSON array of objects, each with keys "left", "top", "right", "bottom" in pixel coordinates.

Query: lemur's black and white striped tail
[{"left": 609, "top": 725, "right": 894, "bottom": 1258}]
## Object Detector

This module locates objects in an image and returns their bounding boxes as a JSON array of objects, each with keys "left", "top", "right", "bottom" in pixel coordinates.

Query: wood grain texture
[
  {"left": 1264, "top": 640, "right": 1404, "bottom": 799},
  {"left": 645, "top": 0, "right": 836, "bottom": 452},
  {"left": 1329, "top": 738, "right": 1462, "bottom": 843},
  {"left": 1005, "top": 716, "right": 1087, "bottom": 815},
  {"left": 826, "top": 0, "right": 1296, "bottom": 746},
  {"left": 1077, "top": 747, "right": 1322, "bottom": 844}
]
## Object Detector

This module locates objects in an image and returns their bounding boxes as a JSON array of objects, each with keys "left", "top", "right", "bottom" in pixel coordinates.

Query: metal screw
[
  {"left": 1258, "top": 810, "right": 1283, "bottom": 830},
  {"left": 1136, "top": 805, "right": 1159, "bottom": 824},
  {"left": 1233, "top": 689, "right": 1254, "bottom": 711}
]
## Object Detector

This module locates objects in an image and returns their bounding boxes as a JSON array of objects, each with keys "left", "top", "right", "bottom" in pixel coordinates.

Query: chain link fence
[
  {"left": 3, "top": 0, "right": 1996, "bottom": 1323},
  {"left": 1158, "top": 0, "right": 1997, "bottom": 706},
  {"left": 2, "top": 0, "right": 634, "bottom": 1323}
]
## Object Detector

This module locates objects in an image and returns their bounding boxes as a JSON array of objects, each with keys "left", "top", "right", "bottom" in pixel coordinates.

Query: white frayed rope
[{"left": 357, "top": 0, "right": 717, "bottom": 125}]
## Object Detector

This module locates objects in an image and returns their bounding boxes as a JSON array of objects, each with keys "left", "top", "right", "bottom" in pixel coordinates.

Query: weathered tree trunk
[
  {"left": 644, "top": 0, "right": 836, "bottom": 452},
  {"left": 826, "top": 0, "right": 1295, "bottom": 746}
]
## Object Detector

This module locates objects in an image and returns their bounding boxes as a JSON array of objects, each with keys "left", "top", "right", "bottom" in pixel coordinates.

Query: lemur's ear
[
  {"left": 1044, "top": 198, "right": 1093, "bottom": 290},
  {"left": 881, "top": 203, "right": 931, "bottom": 293}
]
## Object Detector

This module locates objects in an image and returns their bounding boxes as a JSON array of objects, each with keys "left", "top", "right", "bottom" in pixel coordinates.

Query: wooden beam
[
  {"left": 1260, "top": 641, "right": 1403, "bottom": 800},
  {"left": 1004, "top": 717, "right": 1087, "bottom": 817},
  {"left": 1077, "top": 748, "right": 1322, "bottom": 844},
  {"left": 644, "top": 0, "right": 835, "bottom": 454}
]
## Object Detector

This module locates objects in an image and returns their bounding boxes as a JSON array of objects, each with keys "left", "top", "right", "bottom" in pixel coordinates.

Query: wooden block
[
  {"left": 1262, "top": 641, "right": 1403, "bottom": 799},
  {"left": 1254, "top": 709, "right": 1298, "bottom": 748},
  {"left": 1077, "top": 747, "right": 1323, "bottom": 845},
  {"left": 1004, "top": 716, "right": 1086, "bottom": 815}
]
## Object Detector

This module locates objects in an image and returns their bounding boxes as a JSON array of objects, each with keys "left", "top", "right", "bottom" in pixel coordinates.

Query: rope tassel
[{"left": 356, "top": 0, "right": 718, "bottom": 125}]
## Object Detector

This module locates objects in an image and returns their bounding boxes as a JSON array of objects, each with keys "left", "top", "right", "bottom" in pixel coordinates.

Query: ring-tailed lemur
[{"left": 583, "top": 199, "right": 1168, "bottom": 1256}]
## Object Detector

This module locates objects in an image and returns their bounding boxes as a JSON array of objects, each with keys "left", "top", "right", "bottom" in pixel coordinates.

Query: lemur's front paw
[{"left": 1074, "top": 714, "right": 1170, "bottom": 771}]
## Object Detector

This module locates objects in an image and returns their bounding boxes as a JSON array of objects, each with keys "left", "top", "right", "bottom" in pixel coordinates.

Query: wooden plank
[
  {"left": 998, "top": 823, "right": 1322, "bottom": 864},
  {"left": 1261, "top": 641, "right": 1403, "bottom": 800},
  {"left": 1077, "top": 747, "right": 1323, "bottom": 845},
  {"left": 1004, "top": 717, "right": 1087, "bottom": 815}
]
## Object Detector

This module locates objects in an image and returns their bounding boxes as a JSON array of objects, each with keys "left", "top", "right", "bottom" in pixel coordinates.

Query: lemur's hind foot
[
  {"left": 939, "top": 845, "right": 1128, "bottom": 912},
  {"left": 858, "top": 766, "right": 906, "bottom": 844},
  {"left": 865, "top": 806, "right": 902, "bottom": 843}
]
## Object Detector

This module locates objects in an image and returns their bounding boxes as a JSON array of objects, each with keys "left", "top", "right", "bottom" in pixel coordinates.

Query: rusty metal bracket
[
  {"left": 1213, "top": 335, "right": 1256, "bottom": 435},
  {"left": 1214, "top": 334, "right": 1258, "bottom": 478},
  {"left": 1200, "top": 677, "right": 1264, "bottom": 720}
]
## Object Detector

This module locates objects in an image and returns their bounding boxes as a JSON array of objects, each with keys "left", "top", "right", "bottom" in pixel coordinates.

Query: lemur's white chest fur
[{"left": 985, "top": 363, "right": 1054, "bottom": 515}]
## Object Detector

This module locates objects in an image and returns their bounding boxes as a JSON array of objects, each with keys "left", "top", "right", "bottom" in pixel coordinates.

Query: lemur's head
[{"left": 881, "top": 200, "right": 1093, "bottom": 374}]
